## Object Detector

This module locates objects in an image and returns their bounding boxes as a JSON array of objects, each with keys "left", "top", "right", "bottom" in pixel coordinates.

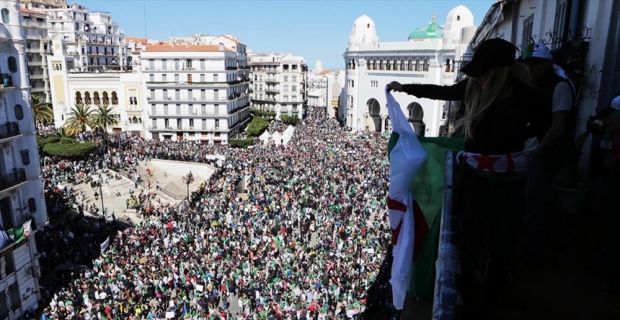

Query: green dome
[{"left": 408, "top": 20, "right": 444, "bottom": 40}]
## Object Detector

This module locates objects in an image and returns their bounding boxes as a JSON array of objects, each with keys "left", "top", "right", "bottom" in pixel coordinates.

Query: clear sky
[{"left": 76, "top": 0, "right": 493, "bottom": 69}]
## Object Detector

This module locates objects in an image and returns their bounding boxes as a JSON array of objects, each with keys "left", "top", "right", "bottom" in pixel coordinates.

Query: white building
[
  {"left": 464, "top": 0, "right": 619, "bottom": 171},
  {"left": 43, "top": 3, "right": 127, "bottom": 72},
  {"left": 20, "top": 8, "right": 52, "bottom": 102},
  {"left": 342, "top": 6, "right": 476, "bottom": 136},
  {"left": 0, "top": 1, "right": 48, "bottom": 318},
  {"left": 249, "top": 52, "right": 308, "bottom": 119},
  {"left": 141, "top": 41, "right": 250, "bottom": 142},
  {"left": 307, "top": 60, "right": 343, "bottom": 118}
]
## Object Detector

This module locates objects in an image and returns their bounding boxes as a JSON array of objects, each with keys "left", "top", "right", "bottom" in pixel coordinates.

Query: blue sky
[{"left": 77, "top": 0, "right": 492, "bottom": 69}]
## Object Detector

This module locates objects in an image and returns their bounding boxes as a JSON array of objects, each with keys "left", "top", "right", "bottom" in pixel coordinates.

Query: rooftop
[
  {"left": 408, "top": 14, "right": 444, "bottom": 40},
  {"left": 143, "top": 44, "right": 232, "bottom": 52}
]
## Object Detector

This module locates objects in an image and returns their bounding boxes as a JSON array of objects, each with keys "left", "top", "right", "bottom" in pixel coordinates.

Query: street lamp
[{"left": 182, "top": 171, "right": 194, "bottom": 200}]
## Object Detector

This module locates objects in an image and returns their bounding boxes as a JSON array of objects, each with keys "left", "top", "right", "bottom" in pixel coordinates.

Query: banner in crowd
[
  {"left": 100, "top": 236, "right": 110, "bottom": 253},
  {"left": 385, "top": 87, "right": 428, "bottom": 310}
]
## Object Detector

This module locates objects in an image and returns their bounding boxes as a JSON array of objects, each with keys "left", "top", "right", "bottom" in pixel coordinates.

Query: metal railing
[
  {"left": 432, "top": 151, "right": 460, "bottom": 320},
  {"left": 0, "top": 168, "right": 27, "bottom": 193},
  {"left": 0, "top": 122, "right": 19, "bottom": 140}
]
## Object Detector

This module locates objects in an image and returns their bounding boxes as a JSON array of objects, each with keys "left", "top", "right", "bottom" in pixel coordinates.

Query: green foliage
[
  {"left": 280, "top": 115, "right": 301, "bottom": 126},
  {"left": 246, "top": 116, "right": 270, "bottom": 137},
  {"left": 43, "top": 140, "right": 96, "bottom": 158},
  {"left": 250, "top": 108, "right": 276, "bottom": 118},
  {"left": 228, "top": 138, "right": 255, "bottom": 148},
  {"left": 36, "top": 135, "right": 60, "bottom": 148}
]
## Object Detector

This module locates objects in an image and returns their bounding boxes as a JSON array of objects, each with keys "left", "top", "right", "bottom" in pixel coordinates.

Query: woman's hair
[{"left": 454, "top": 64, "right": 531, "bottom": 140}]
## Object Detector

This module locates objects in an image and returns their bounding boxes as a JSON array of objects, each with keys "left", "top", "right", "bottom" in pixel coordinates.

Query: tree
[
  {"left": 90, "top": 104, "right": 119, "bottom": 150},
  {"left": 31, "top": 94, "right": 54, "bottom": 131},
  {"left": 64, "top": 104, "right": 95, "bottom": 136}
]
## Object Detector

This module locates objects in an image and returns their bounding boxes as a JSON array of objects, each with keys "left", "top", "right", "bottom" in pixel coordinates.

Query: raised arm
[{"left": 387, "top": 79, "right": 468, "bottom": 101}]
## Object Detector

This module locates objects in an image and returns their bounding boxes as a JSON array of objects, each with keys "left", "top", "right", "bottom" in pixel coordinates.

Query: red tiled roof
[
  {"left": 126, "top": 36, "right": 148, "bottom": 45},
  {"left": 20, "top": 8, "right": 45, "bottom": 15},
  {"left": 144, "top": 44, "right": 232, "bottom": 52}
]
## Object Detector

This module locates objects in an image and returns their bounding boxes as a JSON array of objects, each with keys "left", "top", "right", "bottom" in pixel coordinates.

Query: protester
[{"left": 37, "top": 107, "right": 395, "bottom": 319}]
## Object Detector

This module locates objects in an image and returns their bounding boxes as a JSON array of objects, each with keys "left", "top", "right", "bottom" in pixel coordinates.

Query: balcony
[
  {"left": 29, "top": 74, "right": 45, "bottom": 80},
  {"left": 0, "top": 168, "right": 26, "bottom": 193},
  {"left": 226, "top": 66, "right": 238, "bottom": 71},
  {"left": 0, "top": 74, "right": 14, "bottom": 88},
  {"left": 149, "top": 126, "right": 227, "bottom": 132},
  {"left": 265, "top": 78, "right": 279, "bottom": 83},
  {"left": 148, "top": 112, "right": 221, "bottom": 118},
  {"left": 0, "top": 122, "right": 19, "bottom": 141}
]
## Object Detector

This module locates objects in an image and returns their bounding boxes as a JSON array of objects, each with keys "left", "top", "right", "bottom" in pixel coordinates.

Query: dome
[
  {"left": 443, "top": 5, "right": 475, "bottom": 40},
  {"left": 408, "top": 14, "right": 444, "bottom": 40},
  {"left": 351, "top": 15, "right": 376, "bottom": 36},
  {"left": 313, "top": 60, "right": 324, "bottom": 73},
  {"left": 348, "top": 14, "right": 380, "bottom": 48}
]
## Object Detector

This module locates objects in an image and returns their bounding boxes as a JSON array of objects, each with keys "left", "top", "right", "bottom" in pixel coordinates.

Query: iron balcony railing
[
  {"left": 433, "top": 151, "right": 460, "bottom": 320},
  {"left": 0, "top": 168, "right": 27, "bottom": 193},
  {"left": 0, "top": 122, "right": 19, "bottom": 140}
]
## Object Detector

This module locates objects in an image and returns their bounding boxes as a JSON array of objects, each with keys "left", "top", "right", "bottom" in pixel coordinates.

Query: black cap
[{"left": 460, "top": 38, "right": 517, "bottom": 77}]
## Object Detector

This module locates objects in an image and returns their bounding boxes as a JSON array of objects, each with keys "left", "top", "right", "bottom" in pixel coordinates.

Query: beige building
[
  {"left": 48, "top": 39, "right": 144, "bottom": 135},
  {"left": 249, "top": 52, "right": 308, "bottom": 119},
  {"left": 20, "top": 8, "right": 51, "bottom": 102}
]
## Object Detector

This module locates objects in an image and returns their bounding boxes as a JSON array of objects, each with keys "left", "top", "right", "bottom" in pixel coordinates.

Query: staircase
[{"left": 132, "top": 165, "right": 183, "bottom": 202}]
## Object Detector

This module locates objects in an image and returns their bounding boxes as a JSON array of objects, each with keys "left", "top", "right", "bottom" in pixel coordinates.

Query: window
[
  {"left": 292, "top": 76, "right": 297, "bottom": 82},
  {"left": 283, "top": 85, "right": 289, "bottom": 92},
  {"left": 0, "top": 290, "right": 8, "bottom": 318},
  {"left": 457, "top": 15, "right": 461, "bottom": 21},
  {"left": 186, "top": 59, "right": 192, "bottom": 69},
  {"left": 214, "top": 74, "right": 218, "bottom": 82},
  {"left": 4, "top": 252, "right": 14, "bottom": 275},
  {"left": 553, "top": 0, "right": 569, "bottom": 50},
  {"left": 423, "top": 59, "right": 429, "bottom": 72},
  {"left": 283, "top": 95, "right": 289, "bottom": 102},
  {"left": 161, "top": 59, "right": 167, "bottom": 71},
  {"left": 214, "top": 104, "right": 219, "bottom": 115},
  {"left": 291, "top": 85, "right": 297, "bottom": 91},
  {"left": 283, "top": 76, "right": 289, "bottom": 82},
  {"left": 7, "top": 57, "right": 17, "bottom": 73},
  {"left": 292, "top": 95, "right": 297, "bottom": 102},
  {"left": 522, "top": 14, "right": 535, "bottom": 50},
  {"left": 174, "top": 74, "right": 179, "bottom": 82},
  {"left": 1, "top": 8, "right": 9, "bottom": 24},
  {"left": 20, "top": 150, "right": 30, "bottom": 165},
  {"left": 162, "top": 74, "right": 167, "bottom": 82},
  {"left": 189, "top": 119, "right": 194, "bottom": 127},
  {"left": 215, "top": 119, "right": 220, "bottom": 128},
  {"left": 8, "top": 283, "right": 19, "bottom": 310},
  {"left": 149, "top": 74, "right": 154, "bottom": 82},
  {"left": 14, "top": 104, "right": 23, "bottom": 120}
]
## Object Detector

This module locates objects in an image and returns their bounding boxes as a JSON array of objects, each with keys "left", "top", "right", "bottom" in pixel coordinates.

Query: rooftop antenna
[{"left": 143, "top": 2, "right": 148, "bottom": 39}]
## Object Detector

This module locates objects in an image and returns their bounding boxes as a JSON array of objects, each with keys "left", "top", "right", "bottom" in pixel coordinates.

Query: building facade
[
  {"left": 463, "top": 0, "right": 618, "bottom": 170},
  {"left": 0, "top": 1, "right": 48, "bottom": 318},
  {"left": 20, "top": 8, "right": 51, "bottom": 102},
  {"left": 47, "top": 38, "right": 143, "bottom": 134},
  {"left": 43, "top": 3, "right": 127, "bottom": 72},
  {"left": 342, "top": 6, "right": 475, "bottom": 136},
  {"left": 249, "top": 52, "right": 308, "bottom": 119},
  {"left": 307, "top": 60, "right": 343, "bottom": 118},
  {"left": 141, "top": 42, "right": 250, "bottom": 142},
  {"left": 20, "top": 0, "right": 66, "bottom": 10}
]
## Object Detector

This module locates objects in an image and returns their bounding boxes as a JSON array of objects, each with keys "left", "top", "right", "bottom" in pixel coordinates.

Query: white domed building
[{"left": 341, "top": 5, "right": 476, "bottom": 136}]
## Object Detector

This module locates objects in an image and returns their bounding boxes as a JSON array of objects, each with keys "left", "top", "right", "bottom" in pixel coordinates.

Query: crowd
[{"left": 36, "top": 107, "right": 397, "bottom": 320}]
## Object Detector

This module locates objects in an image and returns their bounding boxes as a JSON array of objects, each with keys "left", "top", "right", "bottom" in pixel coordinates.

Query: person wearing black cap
[{"left": 388, "top": 38, "right": 546, "bottom": 319}]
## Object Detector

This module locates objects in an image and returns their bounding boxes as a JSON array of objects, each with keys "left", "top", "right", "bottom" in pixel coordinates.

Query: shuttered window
[{"left": 553, "top": 0, "right": 569, "bottom": 50}]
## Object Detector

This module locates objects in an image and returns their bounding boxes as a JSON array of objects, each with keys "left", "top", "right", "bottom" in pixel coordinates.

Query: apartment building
[
  {"left": 20, "top": 8, "right": 51, "bottom": 102},
  {"left": 0, "top": 1, "right": 49, "bottom": 318},
  {"left": 43, "top": 3, "right": 127, "bottom": 72},
  {"left": 141, "top": 42, "right": 250, "bottom": 143},
  {"left": 20, "top": 0, "right": 66, "bottom": 10},
  {"left": 249, "top": 52, "right": 308, "bottom": 119}
]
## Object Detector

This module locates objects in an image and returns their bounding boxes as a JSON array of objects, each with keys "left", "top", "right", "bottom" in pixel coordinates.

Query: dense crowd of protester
[{"left": 36, "top": 108, "right": 397, "bottom": 320}]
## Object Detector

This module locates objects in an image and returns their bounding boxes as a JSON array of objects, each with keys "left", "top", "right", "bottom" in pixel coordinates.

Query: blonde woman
[{"left": 389, "top": 38, "right": 546, "bottom": 319}]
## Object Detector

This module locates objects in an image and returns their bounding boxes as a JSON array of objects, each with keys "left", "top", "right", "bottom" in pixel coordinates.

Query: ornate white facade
[
  {"left": 342, "top": 6, "right": 475, "bottom": 136},
  {"left": 0, "top": 1, "right": 48, "bottom": 318},
  {"left": 307, "top": 60, "right": 343, "bottom": 118},
  {"left": 248, "top": 52, "right": 308, "bottom": 119}
]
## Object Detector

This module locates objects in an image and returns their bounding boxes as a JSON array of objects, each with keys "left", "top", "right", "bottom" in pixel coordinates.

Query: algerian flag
[
  {"left": 385, "top": 86, "right": 428, "bottom": 310},
  {"left": 22, "top": 220, "right": 32, "bottom": 238}
]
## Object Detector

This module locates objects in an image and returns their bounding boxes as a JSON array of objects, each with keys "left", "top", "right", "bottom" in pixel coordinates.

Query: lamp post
[
  {"left": 182, "top": 171, "right": 194, "bottom": 200},
  {"left": 98, "top": 179, "right": 105, "bottom": 217}
]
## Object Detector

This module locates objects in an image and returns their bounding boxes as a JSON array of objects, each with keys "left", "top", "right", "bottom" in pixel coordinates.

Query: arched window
[
  {"left": 415, "top": 59, "right": 421, "bottom": 72},
  {"left": 445, "top": 59, "right": 451, "bottom": 72},
  {"left": 366, "top": 98, "right": 380, "bottom": 116},
  {"left": 366, "top": 60, "right": 371, "bottom": 70},
  {"left": 112, "top": 91, "right": 118, "bottom": 105},
  {"left": 132, "top": 116, "right": 138, "bottom": 124},
  {"left": 407, "top": 59, "right": 413, "bottom": 71},
  {"left": 8, "top": 57, "right": 17, "bottom": 73},
  {"left": 372, "top": 59, "right": 377, "bottom": 70},
  {"left": 407, "top": 102, "right": 425, "bottom": 136},
  {"left": 423, "top": 59, "right": 430, "bottom": 72},
  {"left": 457, "top": 15, "right": 461, "bottom": 21},
  {"left": 395, "top": 59, "right": 401, "bottom": 71},
  {"left": 75, "top": 92, "right": 83, "bottom": 105},
  {"left": 386, "top": 59, "right": 392, "bottom": 71},
  {"left": 93, "top": 92, "right": 101, "bottom": 105},
  {"left": 102, "top": 91, "right": 109, "bottom": 105},
  {"left": 1, "top": 8, "right": 9, "bottom": 24},
  {"left": 84, "top": 91, "right": 92, "bottom": 105},
  {"left": 14, "top": 104, "right": 24, "bottom": 120}
]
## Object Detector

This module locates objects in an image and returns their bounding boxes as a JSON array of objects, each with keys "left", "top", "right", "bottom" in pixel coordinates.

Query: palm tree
[
  {"left": 91, "top": 104, "right": 119, "bottom": 150},
  {"left": 64, "top": 104, "right": 95, "bottom": 136},
  {"left": 31, "top": 94, "right": 54, "bottom": 132}
]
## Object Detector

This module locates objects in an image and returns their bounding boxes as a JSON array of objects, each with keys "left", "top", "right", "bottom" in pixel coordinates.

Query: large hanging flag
[{"left": 385, "top": 86, "right": 428, "bottom": 310}]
